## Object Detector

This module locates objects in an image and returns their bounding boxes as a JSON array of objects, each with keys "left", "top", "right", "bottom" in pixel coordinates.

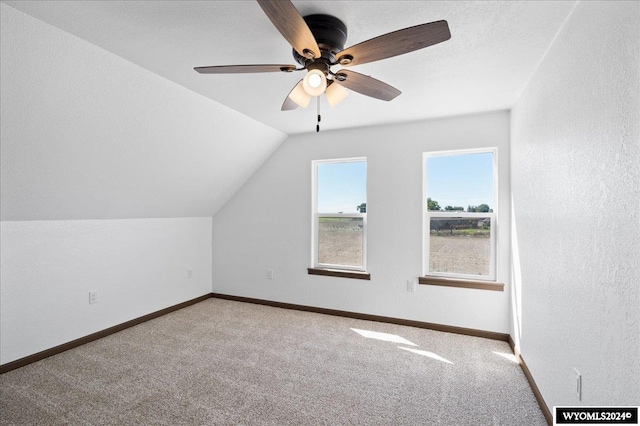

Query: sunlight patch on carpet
[
  {"left": 492, "top": 351, "right": 518, "bottom": 363},
  {"left": 397, "top": 346, "right": 454, "bottom": 364},
  {"left": 350, "top": 328, "right": 418, "bottom": 346}
]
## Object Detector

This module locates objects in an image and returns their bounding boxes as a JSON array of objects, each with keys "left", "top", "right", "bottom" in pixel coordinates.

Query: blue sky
[
  {"left": 316, "top": 153, "right": 493, "bottom": 213},
  {"left": 426, "top": 152, "right": 494, "bottom": 209},
  {"left": 317, "top": 161, "right": 366, "bottom": 213}
]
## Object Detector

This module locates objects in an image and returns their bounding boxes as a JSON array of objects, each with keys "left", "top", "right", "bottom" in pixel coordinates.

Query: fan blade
[
  {"left": 281, "top": 97, "right": 298, "bottom": 111},
  {"left": 281, "top": 81, "right": 301, "bottom": 111},
  {"left": 194, "top": 64, "right": 296, "bottom": 74},
  {"left": 336, "top": 20, "right": 450, "bottom": 67},
  {"left": 257, "top": 0, "right": 321, "bottom": 60},
  {"left": 334, "top": 70, "right": 401, "bottom": 101},
  {"left": 283, "top": 79, "right": 311, "bottom": 109}
]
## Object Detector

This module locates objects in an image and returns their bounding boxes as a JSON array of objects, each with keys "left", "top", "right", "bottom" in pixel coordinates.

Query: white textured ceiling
[{"left": 5, "top": 0, "right": 576, "bottom": 135}]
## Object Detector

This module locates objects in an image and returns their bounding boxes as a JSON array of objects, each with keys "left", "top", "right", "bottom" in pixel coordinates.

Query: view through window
[
  {"left": 314, "top": 158, "right": 367, "bottom": 271},
  {"left": 424, "top": 149, "right": 496, "bottom": 280}
]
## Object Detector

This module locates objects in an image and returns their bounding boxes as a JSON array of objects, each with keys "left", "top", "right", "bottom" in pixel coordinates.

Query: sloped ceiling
[
  {"left": 1, "top": 4, "right": 286, "bottom": 221},
  {"left": 4, "top": 1, "right": 577, "bottom": 135}
]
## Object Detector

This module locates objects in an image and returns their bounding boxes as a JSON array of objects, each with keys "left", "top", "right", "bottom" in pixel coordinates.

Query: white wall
[
  {"left": 0, "top": 218, "right": 212, "bottom": 365},
  {"left": 212, "top": 111, "right": 511, "bottom": 333},
  {"left": 0, "top": 4, "right": 284, "bottom": 364},
  {"left": 0, "top": 4, "right": 286, "bottom": 221},
  {"left": 511, "top": 0, "right": 639, "bottom": 408}
]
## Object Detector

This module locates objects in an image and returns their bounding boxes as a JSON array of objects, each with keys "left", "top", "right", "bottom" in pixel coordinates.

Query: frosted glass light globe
[
  {"left": 302, "top": 69, "right": 327, "bottom": 97},
  {"left": 308, "top": 73, "right": 322, "bottom": 88}
]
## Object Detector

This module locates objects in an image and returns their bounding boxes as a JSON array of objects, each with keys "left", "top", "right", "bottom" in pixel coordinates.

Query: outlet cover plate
[{"left": 407, "top": 279, "right": 415, "bottom": 293}]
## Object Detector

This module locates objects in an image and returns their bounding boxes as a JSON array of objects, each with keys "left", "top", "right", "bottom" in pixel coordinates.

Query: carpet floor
[{"left": 0, "top": 298, "right": 546, "bottom": 425}]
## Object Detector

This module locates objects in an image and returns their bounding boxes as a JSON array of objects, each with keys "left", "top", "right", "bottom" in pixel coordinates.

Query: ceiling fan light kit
[
  {"left": 194, "top": 0, "right": 451, "bottom": 130},
  {"left": 288, "top": 80, "right": 312, "bottom": 108},
  {"left": 302, "top": 69, "right": 327, "bottom": 97},
  {"left": 325, "top": 81, "right": 349, "bottom": 107}
]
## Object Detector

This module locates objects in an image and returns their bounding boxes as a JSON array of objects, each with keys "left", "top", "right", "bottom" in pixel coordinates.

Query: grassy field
[
  {"left": 432, "top": 229, "right": 490, "bottom": 237},
  {"left": 429, "top": 235, "right": 490, "bottom": 276},
  {"left": 317, "top": 221, "right": 363, "bottom": 267},
  {"left": 318, "top": 222, "right": 490, "bottom": 275}
]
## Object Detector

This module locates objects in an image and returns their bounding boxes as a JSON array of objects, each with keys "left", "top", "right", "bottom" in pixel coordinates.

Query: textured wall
[
  {"left": 212, "top": 111, "right": 511, "bottom": 333},
  {"left": 0, "top": 218, "right": 212, "bottom": 365},
  {"left": 0, "top": 4, "right": 286, "bottom": 221},
  {"left": 511, "top": 0, "right": 639, "bottom": 408}
]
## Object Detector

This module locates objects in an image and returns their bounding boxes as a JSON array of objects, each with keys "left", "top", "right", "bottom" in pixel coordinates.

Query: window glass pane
[
  {"left": 318, "top": 217, "right": 363, "bottom": 267},
  {"left": 429, "top": 217, "right": 491, "bottom": 276},
  {"left": 317, "top": 161, "right": 366, "bottom": 213},
  {"left": 427, "top": 152, "right": 493, "bottom": 212}
]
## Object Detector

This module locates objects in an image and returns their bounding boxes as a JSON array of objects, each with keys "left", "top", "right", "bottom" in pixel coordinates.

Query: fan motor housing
[{"left": 293, "top": 14, "right": 347, "bottom": 65}]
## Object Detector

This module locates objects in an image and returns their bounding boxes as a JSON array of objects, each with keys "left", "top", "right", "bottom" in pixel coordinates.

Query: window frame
[
  {"left": 311, "top": 157, "right": 367, "bottom": 273},
  {"left": 422, "top": 148, "right": 498, "bottom": 282}
]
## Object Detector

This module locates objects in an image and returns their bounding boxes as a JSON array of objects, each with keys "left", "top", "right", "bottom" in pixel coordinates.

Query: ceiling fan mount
[{"left": 291, "top": 14, "right": 348, "bottom": 66}]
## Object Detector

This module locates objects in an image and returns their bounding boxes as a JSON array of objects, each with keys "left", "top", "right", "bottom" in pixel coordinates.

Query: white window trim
[
  {"left": 312, "top": 157, "right": 367, "bottom": 273},
  {"left": 422, "top": 148, "right": 498, "bottom": 282}
]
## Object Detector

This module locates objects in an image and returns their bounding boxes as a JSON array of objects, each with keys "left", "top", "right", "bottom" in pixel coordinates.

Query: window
[
  {"left": 311, "top": 158, "right": 367, "bottom": 275},
  {"left": 423, "top": 149, "right": 497, "bottom": 282}
]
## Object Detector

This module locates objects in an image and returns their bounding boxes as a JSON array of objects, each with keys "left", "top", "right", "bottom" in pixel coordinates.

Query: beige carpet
[{"left": 0, "top": 298, "right": 546, "bottom": 425}]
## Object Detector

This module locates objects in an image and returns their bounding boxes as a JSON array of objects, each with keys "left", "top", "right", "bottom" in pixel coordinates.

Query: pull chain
[{"left": 316, "top": 96, "right": 321, "bottom": 133}]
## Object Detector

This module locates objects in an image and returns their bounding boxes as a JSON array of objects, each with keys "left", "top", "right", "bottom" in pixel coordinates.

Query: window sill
[
  {"left": 419, "top": 276, "right": 504, "bottom": 291},
  {"left": 307, "top": 268, "right": 371, "bottom": 280}
]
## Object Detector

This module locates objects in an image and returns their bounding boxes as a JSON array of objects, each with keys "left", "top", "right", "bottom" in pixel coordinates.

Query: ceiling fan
[{"left": 195, "top": 0, "right": 451, "bottom": 129}]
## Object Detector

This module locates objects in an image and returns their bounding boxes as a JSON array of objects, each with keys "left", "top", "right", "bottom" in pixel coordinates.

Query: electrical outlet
[
  {"left": 574, "top": 368, "right": 582, "bottom": 401},
  {"left": 187, "top": 269, "right": 193, "bottom": 279},
  {"left": 266, "top": 269, "right": 274, "bottom": 280},
  {"left": 89, "top": 291, "right": 98, "bottom": 305},
  {"left": 407, "top": 279, "right": 416, "bottom": 293}
]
